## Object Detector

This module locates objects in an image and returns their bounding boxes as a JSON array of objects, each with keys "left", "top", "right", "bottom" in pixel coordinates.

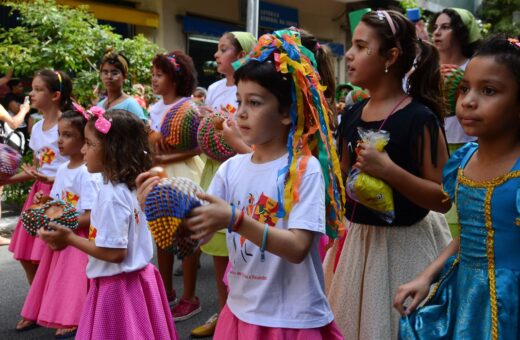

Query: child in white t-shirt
[
  {"left": 3, "top": 70, "right": 71, "bottom": 286},
  {"left": 40, "top": 109, "right": 177, "bottom": 340},
  {"left": 18, "top": 109, "right": 101, "bottom": 337},
  {"left": 140, "top": 30, "right": 346, "bottom": 339}
]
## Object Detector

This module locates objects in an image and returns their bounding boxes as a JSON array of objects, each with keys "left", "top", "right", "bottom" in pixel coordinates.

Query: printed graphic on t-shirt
[
  {"left": 61, "top": 190, "right": 79, "bottom": 207},
  {"left": 38, "top": 147, "right": 56, "bottom": 165},
  {"left": 134, "top": 208, "right": 140, "bottom": 225},
  {"left": 223, "top": 104, "right": 236, "bottom": 114},
  {"left": 234, "top": 192, "right": 279, "bottom": 263},
  {"left": 88, "top": 225, "right": 97, "bottom": 241}
]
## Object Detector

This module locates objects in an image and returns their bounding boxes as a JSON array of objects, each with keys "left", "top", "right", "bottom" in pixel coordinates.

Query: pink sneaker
[{"left": 172, "top": 297, "right": 202, "bottom": 321}]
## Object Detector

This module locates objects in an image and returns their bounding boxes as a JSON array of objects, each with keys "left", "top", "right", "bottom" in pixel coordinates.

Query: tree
[
  {"left": 0, "top": 0, "right": 162, "bottom": 105},
  {"left": 478, "top": 0, "right": 520, "bottom": 36}
]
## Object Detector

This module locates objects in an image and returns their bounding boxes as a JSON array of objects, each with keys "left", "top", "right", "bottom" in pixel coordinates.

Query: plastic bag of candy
[{"left": 346, "top": 127, "right": 395, "bottom": 223}]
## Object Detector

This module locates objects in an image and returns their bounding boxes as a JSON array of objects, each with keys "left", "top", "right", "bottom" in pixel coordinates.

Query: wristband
[
  {"left": 226, "top": 204, "right": 236, "bottom": 233},
  {"left": 232, "top": 209, "right": 245, "bottom": 232},
  {"left": 260, "top": 223, "right": 269, "bottom": 262}
]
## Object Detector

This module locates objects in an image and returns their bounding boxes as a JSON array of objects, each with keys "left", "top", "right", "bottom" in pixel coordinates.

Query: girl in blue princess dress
[{"left": 394, "top": 35, "right": 520, "bottom": 339}]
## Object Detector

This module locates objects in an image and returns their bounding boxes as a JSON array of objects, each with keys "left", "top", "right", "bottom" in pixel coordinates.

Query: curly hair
[
  {"left": 429, "top": 9, "right": 480, "bottom": 59},
  {"left": 88, "top": 109, "right": 152, "bottom": 189},
  {"left": 35, "top": 69, "right": 73, "bottom": 111},
  {"left": 152, "top": 51, "right": 197, "bottom": 97}
]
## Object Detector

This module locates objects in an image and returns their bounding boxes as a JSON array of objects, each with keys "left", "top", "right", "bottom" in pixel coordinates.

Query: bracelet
[
  {"left": 260, "top": 223, "right": 269, "bottom": 262},
  {"left": 226, "top": 204, "right": 236, "bottom": 233},
  {"left": 232, "top": 209, "right": 245, "bottom": 232}
]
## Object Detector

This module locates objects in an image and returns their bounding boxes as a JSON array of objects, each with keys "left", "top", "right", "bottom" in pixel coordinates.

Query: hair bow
[
  {"left": 167, "top": 54, "right": 181, "bottom": 72},
  {"left": 88, "top": 106, "right": 111, "bottom": 134},
  {"left": 71, "top": 102, "right": 111, "bottom": 134},
  {"left": 72, "top": 102, "right": 88, "bottom": 119}
]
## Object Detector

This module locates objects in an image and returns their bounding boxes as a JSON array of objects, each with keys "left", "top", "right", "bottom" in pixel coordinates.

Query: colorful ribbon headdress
[{"left": 232, "top": 30, "right": 346, "bottom": 238}]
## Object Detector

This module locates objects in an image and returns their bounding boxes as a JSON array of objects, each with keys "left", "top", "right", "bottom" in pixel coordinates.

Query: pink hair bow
[
  {"left": 71, "top": 102, "right": 111, "bottom": 134},
  {"left": 88, "top": 106, "right": 111, "bottom": 134}
]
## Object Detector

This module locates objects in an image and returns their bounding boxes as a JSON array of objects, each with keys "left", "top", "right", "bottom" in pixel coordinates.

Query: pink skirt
[
  {"left": 214, "top": 305, "right": 344, "bottom": 340},
  {"left": 21, "top": 228, "right": 89, "bottom": 328},
  {"left": 76, "top": 264, "right": 178, "bottom": 340},
  {"left": 8, "top": 180, "right": 52, "bottom": 261}
]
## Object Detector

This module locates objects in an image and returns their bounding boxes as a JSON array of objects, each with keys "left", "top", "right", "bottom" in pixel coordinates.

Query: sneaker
[
  {"left": 167, "top": 290, "right": 177, "bottom": 308},
  {"left": 172, "top": 297, "right": 201, "bottom": 322},
  {"left": 191, "top": 313, "right": 218, "bottom": 338}
]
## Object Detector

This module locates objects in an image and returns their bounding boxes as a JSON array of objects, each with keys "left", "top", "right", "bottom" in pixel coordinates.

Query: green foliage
[
  {"left": 2, "top": 151, "right": 34, "bottom": 206},
  {"left": 478, "top": 0, "right": 520, "bottom": 36},
  {"left": 400, "top": 0, "right": 420, "bottom": 11},
  {"left": 0, "top": 0, "right": 162, "bottom": 106}
]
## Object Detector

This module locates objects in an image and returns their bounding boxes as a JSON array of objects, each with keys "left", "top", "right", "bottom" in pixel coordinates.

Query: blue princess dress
[{"left": 399, "top": 143, "right": 520, "bottom": 340}]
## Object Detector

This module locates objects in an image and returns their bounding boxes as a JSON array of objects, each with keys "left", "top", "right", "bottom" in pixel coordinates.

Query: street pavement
[{"left": 0, "top": 212, "right": 219, "bottom": 340}]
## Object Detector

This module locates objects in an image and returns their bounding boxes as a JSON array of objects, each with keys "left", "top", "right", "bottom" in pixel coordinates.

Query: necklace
[{"left": 105, "top": 92, "right": 124, "bottom": 109}]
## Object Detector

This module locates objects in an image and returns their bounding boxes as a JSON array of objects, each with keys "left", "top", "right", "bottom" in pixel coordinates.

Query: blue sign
[
  {"left": 259, "top": 1, "right": 298, "bottom": 30},
  {"left": 325, "top": 42, "right": 345, "bottom": 58}
]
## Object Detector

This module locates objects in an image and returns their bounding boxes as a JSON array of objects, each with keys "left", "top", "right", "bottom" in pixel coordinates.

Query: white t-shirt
[
  {"left": 206, "top": 78, "right": 238, "bottom": 113},
  {"left": 86, "top": 181, "right": 153, "bottom": 279},
  {"left": 208, "top": 153, "right": 334, "bottom": 329},
  {"left": 49, "top": 162, "right": 101, "bottom": 215},
  {"left": 148, "top": 98, "right": 176, "bottom": 132},
  {"left": 29, "top": 119, "right": 68, "bottom": 177}
]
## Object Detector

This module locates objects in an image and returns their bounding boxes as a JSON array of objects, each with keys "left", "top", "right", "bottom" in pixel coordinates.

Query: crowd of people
[{"left": 0, "top": 6, "right": 519, "bottom": 340}]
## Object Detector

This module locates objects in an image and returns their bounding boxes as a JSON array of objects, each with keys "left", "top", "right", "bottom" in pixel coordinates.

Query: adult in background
[
  {"left": 430, "top": 8, "right": 482, "bottom": 237},
  {"left": 96, "top": 50, "right": 146, "bottom": 120}
]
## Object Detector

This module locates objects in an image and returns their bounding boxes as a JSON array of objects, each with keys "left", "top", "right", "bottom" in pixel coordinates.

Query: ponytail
[
  {"left": 362, "top": 11, "right": 445, "bottom": 122},
  {"left": 297, "top": 28, "right": 338, "bottom": 129},
  {"left": 408, "top": 39, "right": 445, "bottom": 123}
]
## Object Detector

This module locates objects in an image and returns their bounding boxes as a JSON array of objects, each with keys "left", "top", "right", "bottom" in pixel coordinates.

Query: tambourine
[
  {"left": 0, "top": 143, "right": 22, "bottom": 179},
  {"left": 22, "top": 198, "right": 79, "bottom": 236},
  {"left": 144, "top": 176, "right": 204, "bottom": 259},
  {"left": 197, "top": 110, "right": 236, "bottom": 162},
  {"left": 160, "top": 98, "right": 201, "bottom": 151}
]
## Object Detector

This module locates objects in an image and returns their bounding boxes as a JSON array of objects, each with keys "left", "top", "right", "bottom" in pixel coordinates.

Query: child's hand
[
  {"left": 33, "top": 190, "right": 45, "bottom": 204},
  {"left": 185, "top": 193, "right": 232, "bottom": 240},
  {"left": 38, "top": 222, "right": 73, "bottom": 250},
  {"left": 222, "top": 119, "right": 252, "bottom": 154},
  {"left": 393, "top": 275, "right": 432, "bottom": 316},
  {"left": 136, "top": 171, "right": 161, "bottom": 210},
  {"left": 196, "top": 106, "right": 214, "bottom": 119},
  {"left": 354, "top": 142, "right": 393, "bottom": 179},
  {"left": 21, "top": 163, "right": 38, "bottom": 178}
]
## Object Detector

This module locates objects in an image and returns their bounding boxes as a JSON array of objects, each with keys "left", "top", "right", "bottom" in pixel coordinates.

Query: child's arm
[
  {"left": 38, "top": 223, "right": 127, "bottom": 263},
  {"left": 393, "top": 237, "right": 460, "bottom": 315},
  {"left": 355, "top": 126, "right": 451, "bottom": 212},
  {"left": 78, "top": 210, "right": 91, "bottom": 230},
  {"left": 186, "top": 193, "right": 315, "bottom": 264}
]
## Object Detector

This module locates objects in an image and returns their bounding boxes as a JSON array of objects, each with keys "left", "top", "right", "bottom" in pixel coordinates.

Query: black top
[{"left": 339, "top": 98, "right": 446, "bottom": 226}]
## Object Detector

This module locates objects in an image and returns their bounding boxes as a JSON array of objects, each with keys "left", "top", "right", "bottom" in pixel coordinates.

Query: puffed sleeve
[{"left": 441, "top": 142, "right": 477, "bottom": 201}]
